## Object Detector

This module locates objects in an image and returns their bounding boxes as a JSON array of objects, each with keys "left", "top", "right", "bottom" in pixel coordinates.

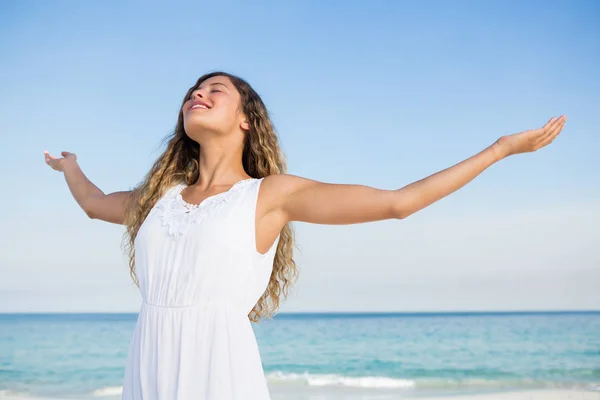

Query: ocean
[{"left": 1, "top": 312, "right": 599, "bottom": 399}]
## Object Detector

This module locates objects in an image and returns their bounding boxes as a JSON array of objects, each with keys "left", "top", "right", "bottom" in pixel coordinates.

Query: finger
[
  {"left": 545, "top": 116, "right": 566, "bottom": 139},
  {"left": 537, "top": 133, "right": 558, "bottom": 149},
  {"left": 537, "top": 119, "right": 565, "bottom": 148},
  {"left": 545, "top": 116, "right": 561, "bottom": 133},
  {"left": 553, "top": 115, "right": 566, "bottom": 127},
  {"left": 547, "top": 116, "right": 565, "bottom": 130},
  {"left": 539, "top": 116, "right": 564, "bottom": 142},
  {"left": 536, "top": 117, "right": 557, "bottom": 142},
  {"left": 549, "top": 119, "right": 566, "bottom": 140},
  {"left": 541, "top": 117, "right": 557, "bottom": 131}
]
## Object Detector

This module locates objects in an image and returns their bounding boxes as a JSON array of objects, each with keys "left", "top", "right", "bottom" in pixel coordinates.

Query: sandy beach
[
  {"left": 269, "top": 390, "right": 600, "bottom": 400},
  {"left": 419, "top": 390, "right": 600, "bottom": 400},
  {"left": 267, "top": 387, "right": 600, "bottom": 400}
]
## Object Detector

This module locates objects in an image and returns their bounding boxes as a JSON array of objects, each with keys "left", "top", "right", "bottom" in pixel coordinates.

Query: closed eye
[{"left": 188, "top": 86, "right": 224, "bottom": 99}]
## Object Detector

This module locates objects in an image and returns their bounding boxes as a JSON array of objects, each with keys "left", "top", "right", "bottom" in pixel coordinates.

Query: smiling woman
[{"left": 44, "top": 70, "right": 566, "bottom": 400}]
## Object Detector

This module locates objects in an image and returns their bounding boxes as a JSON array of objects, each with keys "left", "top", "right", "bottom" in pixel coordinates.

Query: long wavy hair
[{"left": 122, "top": 71, "right": 298, "bottom": 322}]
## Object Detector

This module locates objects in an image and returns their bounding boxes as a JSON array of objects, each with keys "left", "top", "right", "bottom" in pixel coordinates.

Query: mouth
[{"left": 188, "top": 100, "right": 211, "bottom": 111}]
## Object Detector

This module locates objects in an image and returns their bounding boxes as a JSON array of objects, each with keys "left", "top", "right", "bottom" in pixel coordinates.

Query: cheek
[{"left": 213, "top": 103, "right": 238, "bottom": 122}]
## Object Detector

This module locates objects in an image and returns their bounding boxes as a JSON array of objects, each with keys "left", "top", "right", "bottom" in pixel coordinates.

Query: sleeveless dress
[{"left": 121, "top": 177, "right": 280, "bottom": 400}]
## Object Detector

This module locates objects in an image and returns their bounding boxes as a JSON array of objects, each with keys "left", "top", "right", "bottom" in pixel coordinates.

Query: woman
[{"left": 44, "top": 71, "right": 566, "bottom": 400}]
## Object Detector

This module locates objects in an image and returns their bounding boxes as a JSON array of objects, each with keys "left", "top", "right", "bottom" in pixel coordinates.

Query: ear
[{"left": 240, "top": 118, "right": 250, "bottom": 131}]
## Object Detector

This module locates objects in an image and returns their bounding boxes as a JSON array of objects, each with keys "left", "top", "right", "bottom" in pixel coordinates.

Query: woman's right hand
[
  {"left": 43, "top": 149, "right": 132, "bottom": 224},
  {"left": 44, "top": 150, "right": 78, "bottom": 172}
]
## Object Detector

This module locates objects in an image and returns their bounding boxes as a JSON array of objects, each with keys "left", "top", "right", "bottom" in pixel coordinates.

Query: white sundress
[{"left": 121, "top": 177, "right": 280, "bottom": 400}]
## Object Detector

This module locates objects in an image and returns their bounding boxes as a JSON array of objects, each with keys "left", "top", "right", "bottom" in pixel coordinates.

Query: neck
[{"left": 194, "top": 136, "right": 249, "bottom": 188}]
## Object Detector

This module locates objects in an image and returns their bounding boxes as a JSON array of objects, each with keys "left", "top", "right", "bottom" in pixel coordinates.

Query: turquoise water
[{"left": 1, "top": 312, "right": 599, "bottom": 398}]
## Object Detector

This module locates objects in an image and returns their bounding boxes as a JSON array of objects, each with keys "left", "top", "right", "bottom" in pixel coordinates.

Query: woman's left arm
[{"left": 270, "top": 116, "right": 566, "bottom": 224}]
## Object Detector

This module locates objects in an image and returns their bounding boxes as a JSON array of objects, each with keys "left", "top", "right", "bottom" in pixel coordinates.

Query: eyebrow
[{"left": 197, "top": 82, "right": 229, "bottom": 90}]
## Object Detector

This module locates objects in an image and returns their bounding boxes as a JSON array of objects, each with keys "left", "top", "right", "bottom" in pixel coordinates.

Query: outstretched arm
[
  {"left": 44, "top": 151, "right": 134, "bottom": 225},
  {"left": 267, "top": 116, "right": 566, "bottom": 225}
]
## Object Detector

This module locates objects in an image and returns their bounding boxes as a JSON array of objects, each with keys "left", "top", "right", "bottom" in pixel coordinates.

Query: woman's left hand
[{"left": 495, "top": 115, "right": 567, "bottom": 159}]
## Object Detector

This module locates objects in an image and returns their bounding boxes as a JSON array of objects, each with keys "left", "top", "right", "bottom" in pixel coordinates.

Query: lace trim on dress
[{"left": 154, "top": 178, "right": 257, "bottom": 238}]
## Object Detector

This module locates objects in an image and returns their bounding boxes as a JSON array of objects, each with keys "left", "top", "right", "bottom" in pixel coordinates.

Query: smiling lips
[{"left": 189, "top": 100, "right": 211, "bottom": 111}]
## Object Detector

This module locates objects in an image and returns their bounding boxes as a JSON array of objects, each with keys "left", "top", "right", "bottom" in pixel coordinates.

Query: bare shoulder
[
  {"left": 253, "top": 175, "right": 305, "bottom": 252},
  {"left": 259, "top": 173, "right": 317, "bottom": 208},
  {"left": 261, "top": 173, "right": 318, "bottom": 191},
  {"left": 257, "top": 174, "right": 323, "bottom": 225}
]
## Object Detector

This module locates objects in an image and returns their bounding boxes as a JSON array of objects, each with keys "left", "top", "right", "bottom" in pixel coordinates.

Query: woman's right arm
[{"left": 44, "top": 151, "right": 134, "bottom": 225}]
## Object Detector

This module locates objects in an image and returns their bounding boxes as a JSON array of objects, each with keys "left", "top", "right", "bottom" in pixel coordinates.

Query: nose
[{"left": 191, "top": 88, "right": 207, "bottom": 100}]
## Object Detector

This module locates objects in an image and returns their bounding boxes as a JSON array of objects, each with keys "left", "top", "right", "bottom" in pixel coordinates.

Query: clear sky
[{"left": 1, "top": 0, "right": 598, "bottom": 313}]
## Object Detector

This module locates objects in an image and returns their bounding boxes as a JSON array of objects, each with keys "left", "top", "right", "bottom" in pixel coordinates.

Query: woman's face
[{"left": 182, "top": 75, "right": 249, "bottom": 140}]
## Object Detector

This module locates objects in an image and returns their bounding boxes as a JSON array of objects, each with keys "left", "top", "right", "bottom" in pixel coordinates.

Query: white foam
[
  {"left": 0, "top": 390, "right": 56, "bottom": 400},
  {"left": 91, "top": 386, "right": 123, "bottom": 396},
  {"left": 266, "top": 371, "right": 416, "bottom": 389},
  {"left": 0, "top": 386, "right": 123, "bottom": 400}
]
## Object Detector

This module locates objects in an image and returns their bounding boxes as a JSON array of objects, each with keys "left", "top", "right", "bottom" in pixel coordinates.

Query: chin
[{"left": 185, "top": 123, "right": 225, "bottom": 139}]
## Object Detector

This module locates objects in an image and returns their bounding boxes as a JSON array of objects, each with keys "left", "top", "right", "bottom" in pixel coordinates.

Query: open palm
[
  {"left": 44, "top": 150, "right": 77, "bottom": 172},
  {"left": 498, "top": 115, "right": 567, "bottom": 157}
]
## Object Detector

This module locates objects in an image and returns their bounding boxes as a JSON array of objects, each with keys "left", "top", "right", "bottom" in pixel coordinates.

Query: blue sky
[{"left": 1, "top": 0, "right": 598, "bottom": 313}]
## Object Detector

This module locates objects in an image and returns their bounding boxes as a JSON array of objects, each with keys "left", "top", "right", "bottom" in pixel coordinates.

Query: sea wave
[
  {"left": 91, "top": 386, "right": 123, "bottom": 396},
  {"left": 265, "top": 371, "right": 416, "bottom": 388},
  {"left": 0, "top": 390, "right": 56, "bottom": 400},
  {"left": 265, "top": 371, "right": 600, "bottom": 392}
]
